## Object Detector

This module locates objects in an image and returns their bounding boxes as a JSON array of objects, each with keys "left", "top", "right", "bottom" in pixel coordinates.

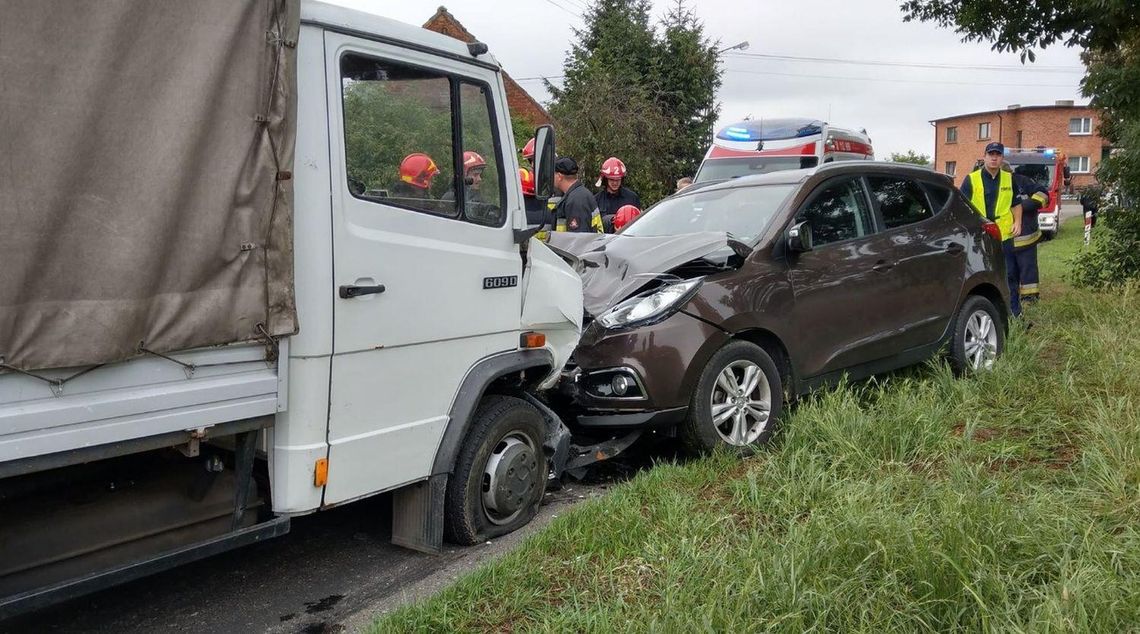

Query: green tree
[
  {"left": 902, "top": 0, "right": 1140, "bottom": 288},
  {"left": 657, "top": 1, "right": 722, "bottom": 181},
  {"left": 548, "top": 0, "right": 722, "bottom": 206},
  {"left": 889, "top": 150, "right": 931, "bottom": 166}
]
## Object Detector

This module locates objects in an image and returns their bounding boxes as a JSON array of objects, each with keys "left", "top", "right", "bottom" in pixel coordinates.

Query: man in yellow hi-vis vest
[{"left": 959, "top": 142, "right": 1025, "bottom": 317}]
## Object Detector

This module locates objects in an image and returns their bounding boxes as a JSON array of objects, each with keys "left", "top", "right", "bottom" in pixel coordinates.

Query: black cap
[
  {"left": 984, "top": 142, "right": 1005, "bottom": 155},
  {"left": 554, "top": 156, "right": 578, "bottom": 175}
]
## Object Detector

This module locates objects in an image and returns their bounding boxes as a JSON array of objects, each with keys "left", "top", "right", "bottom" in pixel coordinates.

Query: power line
[
  {"left": 723, "top": 67, "right": 1080, "bottom": 89},
  {"left": 538, "top": 0, "right": 581, "bottom": 18},
  {"left": 724, "top": 51, "right": 1085, "bottom": 74}
]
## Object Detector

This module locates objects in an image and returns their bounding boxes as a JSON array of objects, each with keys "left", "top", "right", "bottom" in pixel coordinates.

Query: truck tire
[
  {"left": 680, "top": 340, "right": 782, "bottom": 456},
  {"left": 444, "top": 395, "right": 547, "bottom": 545}
]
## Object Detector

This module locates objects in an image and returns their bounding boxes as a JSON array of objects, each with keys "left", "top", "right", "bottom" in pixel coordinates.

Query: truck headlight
[{"left": 597, "top": 278, "right": 703, "bottom": 330}]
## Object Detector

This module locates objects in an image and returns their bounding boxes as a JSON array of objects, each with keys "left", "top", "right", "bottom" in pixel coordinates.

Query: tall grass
[{"left": 374, "top": 219, "right": 1140, "bottom": 633}]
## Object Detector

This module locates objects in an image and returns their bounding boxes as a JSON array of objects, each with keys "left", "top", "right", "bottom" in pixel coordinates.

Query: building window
[
  {"left": 1069, "top": 117, "right": 1092, "bottom": 135},
  {"left": 945, "top": 126, "right": 958, "bottom": 143},
  {"left": 977, "top": 122, "right": 991, "bottom": 139},
  {"left": 1068, "top": 156, "right": 1091, "bottom": 173},
  {"left": 945, "top": 161, "right": 956, "bottom": 176}
]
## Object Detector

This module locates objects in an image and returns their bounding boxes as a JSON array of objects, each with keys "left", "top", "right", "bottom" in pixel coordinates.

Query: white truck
[{"left": 0, "top": 1, "right": 585, "bottom": 616}]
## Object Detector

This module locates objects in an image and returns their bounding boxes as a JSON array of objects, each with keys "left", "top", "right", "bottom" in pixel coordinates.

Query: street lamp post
[{"left": 717, "top": 41, "right": 749, "bottom": 54}]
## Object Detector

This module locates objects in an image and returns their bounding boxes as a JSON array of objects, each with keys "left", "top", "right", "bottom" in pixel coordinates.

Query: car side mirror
[
  {"left": 787, "top": 220, "right": 813, "bottom": 252},
  {"left": 532, "top": 125, "right": 556, "bottom": 202}
]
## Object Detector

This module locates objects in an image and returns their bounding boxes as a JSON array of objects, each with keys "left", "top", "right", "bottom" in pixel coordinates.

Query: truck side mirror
[
  {"left": 532, "top": 125, "right": 556, "bottom": 202},
  {"left": 787, "top": 220, "right": 814, "bottom": 253}
]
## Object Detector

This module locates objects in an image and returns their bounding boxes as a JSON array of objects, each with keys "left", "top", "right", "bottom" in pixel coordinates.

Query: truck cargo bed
[{"left": 0, "top": 341, "right": 284, "bottom": 466}]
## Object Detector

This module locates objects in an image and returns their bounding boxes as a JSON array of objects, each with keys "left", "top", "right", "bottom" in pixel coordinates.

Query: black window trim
[
  {"left": 863, "top": 174, "right": 942, "bottom": 235},
  {"left": 786, "top": 174, "right": 881, "bottom": 251},
  {"left": 456, "top": 79, "right": 509, "bottom": 228},
  {"left": 337, "top": 49, "right": 508, "bottom": 228}
]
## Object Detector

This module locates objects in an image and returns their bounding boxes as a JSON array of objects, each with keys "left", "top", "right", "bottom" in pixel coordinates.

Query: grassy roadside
[{"left": 375, "top": 218, "right": 1140, "bottom": 632}]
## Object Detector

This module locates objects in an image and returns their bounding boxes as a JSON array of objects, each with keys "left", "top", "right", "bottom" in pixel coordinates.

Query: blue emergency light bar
[{"left": 715, "top": 118, "right": 824, "bottom": 143}]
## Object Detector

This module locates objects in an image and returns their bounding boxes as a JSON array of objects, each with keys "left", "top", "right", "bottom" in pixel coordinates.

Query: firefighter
[
  {"left": 553, "top": 157, "right": 603, "bottom": 233},
  {"left": 612, "top": 204, "right": 641, "bottom": 232},
  {"left": 391, "top": 152, "right": 440, "bottom": 201},
  {"left": 520, "top": 137, "right": 535, "bottom": 169},
  {"left": 960, "top": 142, "right": 1026, "bottom": 317},
  {"left": 1003, "top": 160, "right": 1050, "bottom": 307},
  {"left": 594, "top": 157, "right": 641, "bottom": 233},
  {"left": 520, "top": 167, "right": 552, "bottom": 240}
]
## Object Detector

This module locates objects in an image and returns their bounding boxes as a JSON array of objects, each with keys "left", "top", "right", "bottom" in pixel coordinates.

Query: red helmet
[
  {"left": 600, "top": 157, "right": 627, "bottom": 179},
  {"left": 519, "top": 167, "right": 535, "bottom": 197},
  {"left": 463, "top": 150, "right": 486, "bottom": 174},
  {"left": 399, "top": 153, "right": 439, "bottom": 190},
  {"left": 613, "top": 204, "right": 641, "bottom": 231},
  {"left": 521, "top": 138, "right": 535, "bottom": 161}
]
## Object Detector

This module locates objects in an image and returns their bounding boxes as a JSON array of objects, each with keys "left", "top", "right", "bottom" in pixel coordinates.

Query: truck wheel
[
  {"left": 680, "top": 340, "right": 783, "bottom": 456},
  {"left": 444, "top": 395, "right": 547, "bottom": 545},
  {"left": 948, "top": 295, "right": 1005, "bottom": 374}
]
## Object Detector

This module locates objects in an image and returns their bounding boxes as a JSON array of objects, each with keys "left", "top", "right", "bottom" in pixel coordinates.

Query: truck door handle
[
  {"left": 338, "top": 284, "right": 385, "bottom": 299},
  {"left": 872, "top": 260, "right": 895, "bottom": 273},
  {"left": 945, "top": 242, "right": 965, "bottom": 255}
]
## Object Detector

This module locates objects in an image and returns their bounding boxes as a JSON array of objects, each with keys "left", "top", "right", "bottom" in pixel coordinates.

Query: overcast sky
[{"left": 328, "top": 0, "right": 1086, "bottom": 160}]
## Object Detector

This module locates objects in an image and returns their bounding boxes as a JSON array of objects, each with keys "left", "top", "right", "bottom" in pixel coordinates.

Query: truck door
[{"left": 322, "top": 32, "right": 522, "bottom": 505}]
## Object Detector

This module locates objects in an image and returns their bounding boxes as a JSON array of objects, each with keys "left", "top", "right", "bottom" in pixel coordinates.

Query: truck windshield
[
  {"left": 695, "top": 156, "right": 818, "bottom": 183},
  {"left": 1011, "top": 163, "right": 1056, "bottom": 189},
  {"left": 623, "top": 184, "right": 795, "bottom": 242}
]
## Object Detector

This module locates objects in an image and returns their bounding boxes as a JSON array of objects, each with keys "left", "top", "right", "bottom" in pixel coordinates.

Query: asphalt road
[{"left": 1, "top": 452, "right": 658, "bottom": 634}]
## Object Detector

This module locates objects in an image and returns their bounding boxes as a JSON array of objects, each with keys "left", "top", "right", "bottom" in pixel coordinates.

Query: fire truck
[{"left": 1004, "top": 147, "right": 1067, "bottom": 240}]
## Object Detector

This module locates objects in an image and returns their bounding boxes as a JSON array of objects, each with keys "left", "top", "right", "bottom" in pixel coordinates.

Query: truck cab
[
  {"left": 0, "top": 1, "right": 582, "bottom": 616},
  {"left": 1003, "top": 147, "right": 1066, "bottom": 239}
]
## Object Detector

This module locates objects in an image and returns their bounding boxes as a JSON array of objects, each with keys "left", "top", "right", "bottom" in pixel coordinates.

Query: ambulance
[{"left": 694, "top": 117, "right": 874, "bottom": 183}]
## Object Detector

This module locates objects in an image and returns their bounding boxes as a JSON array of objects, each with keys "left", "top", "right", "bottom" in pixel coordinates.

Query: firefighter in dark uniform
[
  {"left": 553, "top": 157, "right": 604, "bottom": 233},
  {"left": 594, "top": 157, "right": 641, "bottom": 233},
  {"left": 1003, "top": 160, "right": 1050, "bottom": 306},
  {"left": 960, "top": 142, "right": 1026, "bottom": 317}
]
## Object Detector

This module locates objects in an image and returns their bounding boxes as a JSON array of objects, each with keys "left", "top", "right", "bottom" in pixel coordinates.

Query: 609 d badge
[{"left": 483, "top": 275, "right": 518, "bottom": 290}]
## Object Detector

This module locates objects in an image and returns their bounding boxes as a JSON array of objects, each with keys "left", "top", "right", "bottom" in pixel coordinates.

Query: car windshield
[
  {"left": 1012, "top": 163, "right": 1055, "bottom": 189},
  {"left": 623, "top": 184, "right": 796, "bottom": 242},
  {"left": 695, "top": 156, "right": 818, "bottom": 182}
]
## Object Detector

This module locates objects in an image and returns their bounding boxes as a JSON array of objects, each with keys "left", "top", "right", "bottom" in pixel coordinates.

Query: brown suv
[{"left": 549, "top": 162, "right": 1009, "bottom": 453}]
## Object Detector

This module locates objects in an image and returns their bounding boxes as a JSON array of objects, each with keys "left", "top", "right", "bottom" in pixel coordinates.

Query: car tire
[
  {"left": 948, "top": 295, "right": 1005, "bottom": 374},
  {"left": 680, "top": 340, "right": 783, "bottom": 456},
  {"left": 444, "top": 395, "right": 547, "bottom": 545}
]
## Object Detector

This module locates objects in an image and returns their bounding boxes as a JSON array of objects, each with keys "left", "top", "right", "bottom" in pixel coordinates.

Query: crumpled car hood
[{"left": 546, "top": 231, "right": 746, "bottom": 317}]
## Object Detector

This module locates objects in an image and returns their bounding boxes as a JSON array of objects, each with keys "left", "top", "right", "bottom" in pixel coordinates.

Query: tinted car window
[
  {"left": 623, "top": 184, "right": 795, "bottom": 242},
  {"left": 868, "top": 176, "right": 934, "bottom": 229},
  {"left": 922, "top": 182, "right": 952, "bottom": 212},
  {"left": 795, "top": 178, "right": 874, "bottom": 246}
]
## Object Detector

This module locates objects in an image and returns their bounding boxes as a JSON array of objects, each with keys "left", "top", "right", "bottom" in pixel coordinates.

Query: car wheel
[
  {"left": 948, "top": 295, "right": 1005, "bottom": 374},
  {"left": 444, "top": 395, "right": 547, "bottom": 545},
  {"left": 680, "top": 340, "right": 783, "bottom": 455}
]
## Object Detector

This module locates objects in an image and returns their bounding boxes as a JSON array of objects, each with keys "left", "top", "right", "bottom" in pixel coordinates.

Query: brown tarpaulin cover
[{"left": 0, "top": 0, "right": 299, "bottom": 371}]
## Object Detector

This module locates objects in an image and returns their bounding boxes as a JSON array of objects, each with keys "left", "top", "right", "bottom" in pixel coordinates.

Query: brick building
[
  {"left": 931, "top": 100, "right": 1110, "bottom": 189},
  {"left": 422, "top": 6, "right": 553, "bottom": 129}
]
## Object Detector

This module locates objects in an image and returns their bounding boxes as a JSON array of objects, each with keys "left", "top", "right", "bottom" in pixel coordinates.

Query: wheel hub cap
[{"left": 482, "top": 436, "right": 538, "bottom": 524}]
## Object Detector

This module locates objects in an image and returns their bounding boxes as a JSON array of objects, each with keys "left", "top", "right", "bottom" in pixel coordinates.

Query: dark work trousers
[{"left": 1003, "top": 240, "right": 1040, "bottom": 317}]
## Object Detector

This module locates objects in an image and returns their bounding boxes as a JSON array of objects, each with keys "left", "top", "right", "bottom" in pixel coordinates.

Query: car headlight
[{"left": 597, "top": 278, "right": 703, "bottom": 329}]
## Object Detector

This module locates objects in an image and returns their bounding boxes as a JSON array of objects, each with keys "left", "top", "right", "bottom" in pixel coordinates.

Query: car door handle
[
  {"left": 338, "top": 284, "right": 386, "bottom": 299},
  {"left": 872, "top": 260, "right": 895, "bottom": 272},
  {"left": 945, "top": 242, "right": 965, "bottom": 255}
]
